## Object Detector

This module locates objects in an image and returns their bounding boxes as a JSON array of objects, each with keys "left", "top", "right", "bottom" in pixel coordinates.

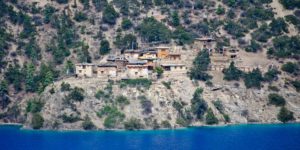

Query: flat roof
[
  {"left": 97, "top": 63, "right": 117, "bottom": 67},
  {"left": 76, "top": 63, "right": 95, "bottom": 66},
  {"left": 127, "top": 59, "right": 147, "bottom": 64},
  {"left": 161, "top": 64, "right": 185, "bottom": 67},
  {"left": 194, "top": 37, "right": 215, "bottom": 41}
]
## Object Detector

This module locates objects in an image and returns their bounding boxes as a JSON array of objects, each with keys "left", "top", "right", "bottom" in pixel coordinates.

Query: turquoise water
[{"left": 1, "top": 124, "right": 300, "bottom": 150}]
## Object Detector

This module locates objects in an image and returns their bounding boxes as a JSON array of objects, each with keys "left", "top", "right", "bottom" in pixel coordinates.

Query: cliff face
[{"left": 21, "top": 75, "right": 299, "bottom": 130}]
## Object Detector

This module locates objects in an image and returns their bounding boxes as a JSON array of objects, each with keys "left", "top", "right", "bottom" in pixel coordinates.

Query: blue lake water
[{"left": 1, "top": 124, "right": 300, "bottom": 150}]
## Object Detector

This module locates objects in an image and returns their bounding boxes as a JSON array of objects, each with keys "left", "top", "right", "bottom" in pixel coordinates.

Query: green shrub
[
  {"left": 68, "top": 87, "right": 85, "bottom": 102},
  {"left": 62, "top": 113, "right": 81, "bottom": 123},
  {"left": 162, "top": 81, "right": 171, "bottom": 89},
  {"left": 97, "top": 106, "right": 125, "bottom": 128},
  {"left": 251, "top": 23, "right": 272, "bottom": 43},
  {"left": 176, "top": 117, "right": 190, "bottom": 127},
  {"left": 124, "top": 118, "right": 144, "bottom": 130},
  {"left": 31, "top": 113, "right": 44, "bottom": 129},
  {"left": 172, "top": 27, "right": 193, "bottom": 45},
  {"left": 26, "top": 99, "right": 44, "bottom": 113},
  {"left": 212, "top": 100, "right": 224, "bottom": 114},
  {"left": 281, "top": 62, "right": 299, "bottom": 74},
  {"left": 95, "top": 90, "right": 105, "bottom": 99},
  {"left": 205, "top": 108, "right": 219, "bottom": 125},
  {"left": 140, "top": 97, "right": 153, "bottom": 114},
  {"left": 74, "top": 11, "right": 87, "bottom": 22},
  {"left": 268, "top": 93, "right": 286, "bottom": 106},
  {"left": 161, "top": 120, "right": 172, "bottom": 128},
  {"left": 269, "top": 18, "right": 289, "bottom": 36},
  {"left": 244, "top": 68, "right": 264, "bottom": 89},
  {"left": 223, "top": 114, "right": 231, "bottom": 123},
  {"left": 154, "top": 66, "right": 164, "bottom": 78},
  {"left": 271, "top": 36, "right": 300, "bottom": 58},
  {"left": 137, "top": 17, "right": 171, "bottom": 43},
  {"left": 190, "top": 50, "right": 211, "bottom": 81},
  {"left": 264, "top": 68, "right": 280, "bottom": 82},
  {"left": 277, "top": 107, "right": 295, "bottom": 123},
  {"left": 121, "top": 18, "right": 133, "bottom": 30},
  {"left": 291, "top": 80, "right": 300, "bottom": 92},
  {"left": 115, "top": 95, "right": 130, "bottom": 106},
  {"left": 268, "top": 85, "right": 280, "bottom": 92},
  {"left": 279, "top": 0, "right": 300, "bottom": 10},
  {"left": 245, "top": 40, "right": 261, "bottom": 52},
  {"left": 102, "top": 4, "right": 119, "bottom": 25},
  {"left": 216, "top": 5, "right": 225, "bottom": 15},
  {"left": 99, "top": 39, "right": 111, "bottom": 55},
  {"left": 191, "top": 88, "right": 208, "bottom": 119},
  {"left": 224, "top": 20, "right": 248, "bottom": 38},
  {"left": 120, "top": 79, "right": 152, "bottom": 89},
  {"left": 61, "top": 82, "right": 71, "bottom": 91},
  {"left": 223, "top": 62, "right": 243, "bottom": 81},
  {"left": 82, "top": 115, "right": 95, "bottom": 130}
]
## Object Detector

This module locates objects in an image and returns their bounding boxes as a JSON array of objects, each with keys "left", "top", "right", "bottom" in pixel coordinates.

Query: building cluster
[
  {"left": 194, "top": 37, "right": 260, "bottom": 72},
  {"left": 75, "top": 46, "right": 187, "bottom": 80}
]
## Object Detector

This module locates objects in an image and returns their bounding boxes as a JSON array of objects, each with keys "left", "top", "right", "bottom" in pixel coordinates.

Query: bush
[
  {"left": 291, "top": 80, "right": 300, "bottom": 92},
  {"left": 137, "top": 17, "right": 171, "bottom": 43},
  {"left": 115, "top": 95, "right": 130, "bottom": 106},
  {"left": 205, "top": 108, "right": 219, "bottom": 125},
  {"left": 251, "top": 23, "right": 272, "bottom": 43},
  {"left": 269, "top": 18, "right": 289, "bottom": 36},
  {"left": 223, "top": 62, "right": 243, "bottom": 81},
  {"left": 124, "top": 118, "right": 144, "bottom": 130},
  {"left": 121, "top": 18, "right": 133, "bottom": 30},
  {"left": 61, "top": 82, "right": 71, "bottom": 91},
  {"left": 190, "top": 50, "right": 211, "bottom": 81},
  {"left": 161, "top": 120, "right": 172, "bottom": 128},
  {"left": 244, "top": 68, "right": 264, "bottom": 89},
  {"left": 120, "top": 79, "right": 152, "bottom": 89},
  {"left": 279, "top": 0, "right": 300, "bottom": 10},
  {"left": 31, "top": 113, "right": 44, "bottom": 129},
  {"left": 271, "top": 36, "right": 300, "bottom": 58},
  {"left": 281, "top": 62, "right": 299, "bottom": 74},
  {"left": 102, "top": 5, "right": 119, "bottom": 25},
  {"left": 244, "top": 7, "right": 274, "bottom": 21},
  {"left": 264, "top": 68, "right": 280, "bottom": 82},
  {"left": 162, "top": 81, "right": 171, "bottom": 89},
  {"left": 74, "top": 11, "right": 87, "bottom": 22},
  {"left": 56, "top": 0, "right": 69, "bottom": 4},
  {"left": 154, "top": 66, "right": 164, "bottom": 78},
  {"left": 268, "top": 93, "right": 286, "bottom": 106},
  {"left": 176, "top": 116, "right": 190, "bottom": 127},
  {"left": 224, "top": 20, "right": 248, "bottom": 38},
  {"left": 172, "top": 26, "right": 193, "bottom": 45},
  {"left": 62, "top": 113, "right": 81, "bottom": 123},
  {"left": 99, "top": 39, "right": 111, "bottom": 55},
  {"left": 223, "top": 114, "right": 231, "bottom": 123},
  {"left": 277, "top": 107, "right": 295, "bottom": 123},
  {"left": 68, "top": 87, "right": 85, "bottom": 102},
  {"left": 245, "top": 40, "right": 261, "bottom": 52},
  {"left": 191, "top": 88, "right": 208, "bottom": 119},
  {"left": 139, "top": 97, "right": 153, "bottom": 115},
  {"left": 212, "top": 100, "right": 224, "bottom": 114},
  {"left": 216, "top": 5, "right": 225, "bottom": 15},
  {"left": 97, "top": 106, "right": 125, "bottom": 128},
  {"left": 26, "top": 99, "right": 44, "bottom": 113},
  {"left": 82, "top": 115, "right": 95, "bottom": 130}
]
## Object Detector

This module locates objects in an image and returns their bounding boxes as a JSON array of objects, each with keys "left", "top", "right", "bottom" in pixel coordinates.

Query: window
[
  {"left": 135, "top": 72, "right": 138, "bottom": 75},
  {"left": 79, "top": 70, "right": 82, "bottom": 73},
  {"left": 101, "top": 71, "right": 104, "bottom": 74},
  {"left": 83, "top": 65, "right": 86, "bottom": 69}
]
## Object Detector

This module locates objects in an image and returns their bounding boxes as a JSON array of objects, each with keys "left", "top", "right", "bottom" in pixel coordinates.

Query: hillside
[{"left": 0, "top": 0, "right": 299, "bottom": 130}]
